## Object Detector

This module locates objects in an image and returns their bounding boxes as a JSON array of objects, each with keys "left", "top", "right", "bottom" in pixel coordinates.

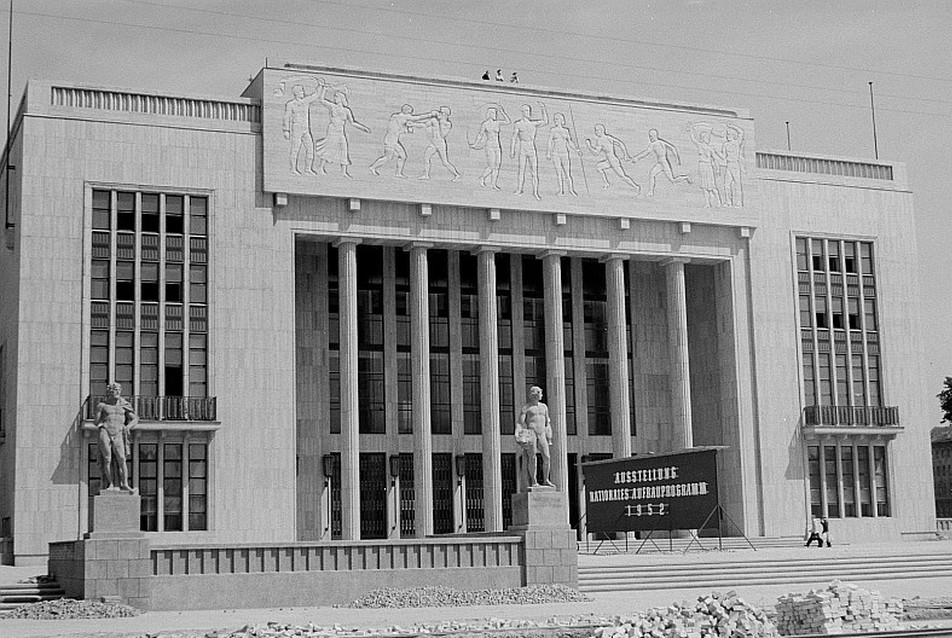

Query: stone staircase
[
  {"left": 0, "top": 578, "right": 68, "bottom": 611},
  {"left": 578, "top": 535, "right": 805, "bottom": 554},
  {"left": 579, "top": 543, "right": 952, "bottom": 592}
]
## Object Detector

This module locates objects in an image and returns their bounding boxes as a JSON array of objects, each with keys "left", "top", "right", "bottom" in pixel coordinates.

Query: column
[
  {"left": 336, "top": 239, "right": 361, "bottom": 539},
  {"left": 605, "top": 255, "right": 632, "bottom": 458},
  {"left": 410, "top": 243, "right": 434, "bottom": 537},
  {"left": 664, "top": 258, "right": 693, "bottom": 450},
  {"left": 477, "top": 248, "right": 503, "bottom": 531},
  {"left": 542, "top": 252, "right": 569, "bottom": 501}
]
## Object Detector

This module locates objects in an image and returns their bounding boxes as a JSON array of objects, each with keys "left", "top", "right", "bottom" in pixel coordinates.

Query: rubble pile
[
  {"left": 341, "top": 584, "right": 591, "bottom": 608},
  {"left": 593, "top": 591, "right": 778, "bottom": 638},
  {"left": 774, "top": 581, "right": 904, "bottom": 635},
  {"left": 3, "top": 597, "right": 142, "bottom": 619},
  {"left": 191, "top": 618, "right": 602, "bottom": 638}
]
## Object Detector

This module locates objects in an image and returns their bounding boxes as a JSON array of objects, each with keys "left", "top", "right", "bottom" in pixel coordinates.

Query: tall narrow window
[
  {"left": 92, "top": 190, "right": 111, "bottom": 230},
  {"left": 818, "top": 353, "right": 833, "bottom": 406},
  {"left": 841, "top": 446, "right": 856, "bottom": 517},
  {"left": 188, "top": 443, "right": 208, "bottom": 530},
  {"left": 429, "top": 250, "right": 451, "bottom": 434},
  {"left": 163, "top": 443, "right": 183, "bottom": 531},
  {"left": 835, "top": 354, "right": 848, "bottom": 406},
  {"left": 141, "top": 193, "right": 159, "bottom": 233},
  {"left": 823, "top": 445, "right": 840, "bottom": 518},
  {"left": 858, "top": 445, "right": 872, "bottom": 516},
  {"left": 497, "top": 254, "right": 514, "bottom": 434},
  {"left": 807, "top": 445, "right": 822, "bottom": 517},
  {"left": 188, "top": 334, "right": 207, "bottom": 398},
  {"left": 464, "top": 454, "right": 484, "bottom": 532},
  {"left": 139, "top": 443, "right": 158, "bottom": 531},
  {"left": 116, "top": 192, "right": 136, "bottom": 232},
  {"left": 874, "top": 445, "right": 889, "bottom": 516}
]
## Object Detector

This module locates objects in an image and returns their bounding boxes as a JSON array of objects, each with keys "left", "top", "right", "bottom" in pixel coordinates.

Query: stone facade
[{"left": 0, "top": 64, "right": 937, "bottom": 567}]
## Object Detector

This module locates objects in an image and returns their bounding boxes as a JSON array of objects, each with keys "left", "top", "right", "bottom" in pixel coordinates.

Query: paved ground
[{"left": 2, "top": 541, "right": 952, "bottom": 638}]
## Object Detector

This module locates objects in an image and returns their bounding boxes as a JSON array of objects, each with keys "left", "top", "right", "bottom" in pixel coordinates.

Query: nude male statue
[
  {"left": 510, "top": 103, "right": 548, "bottom": 199},
  {"left": 515, "top": 386, "right": 555, "bottom": 490},
  {"left": 93, "top": 382, "right": 138, "bottom": 492},
  {"left": 282, "top": 84, "right": 322, "bottom": 174}
]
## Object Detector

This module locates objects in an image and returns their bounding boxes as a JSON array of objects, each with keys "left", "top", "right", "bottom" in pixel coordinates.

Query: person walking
[
  {"left": 805, "top": 515, "right": 823, "bottom": 548},
  {"left": 820, "top": 517, "right": 832, "bottom": 547}
]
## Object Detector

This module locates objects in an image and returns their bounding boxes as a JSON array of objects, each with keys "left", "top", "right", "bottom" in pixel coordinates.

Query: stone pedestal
[
  {"left": 48, "top": 490, "right": 152, "bottom": 610},
  {"left": 88, "top": 490, "right": 142, "bottom": 537},
  {"left": 509, "top": 488, "right": 578, "bottom": 588}
]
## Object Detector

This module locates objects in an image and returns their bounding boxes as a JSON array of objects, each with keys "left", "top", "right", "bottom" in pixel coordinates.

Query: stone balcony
[
  {"left": 801, "top": 405, "right": 902, "bottom": 438},
  {"left": 83, "top": 395, "right": 219, "bottom": 432}
]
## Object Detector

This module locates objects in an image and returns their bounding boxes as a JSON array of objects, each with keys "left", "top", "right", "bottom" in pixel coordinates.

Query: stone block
[
  {"left": 86, "top": 560, "right": 108, "bottom": 579},
  {"left": 90, "top": 492, "right": 141, "bottom": 534},
  {"left": 95, "top": 578, "right": 119, "bottom": 597},
  {"left": 533, "top": 565, "right": 554, "bottom": 584},
  {"left": 118, "top": 577, "right": 138, "bottom": 598},
  {"left": 118, "top": 539, "right": 141, "bottom": 556},
  {"left": 525, "top": 549, "right": 544, "bottom": 566},
  {"left": 543, "top": 548, "right": 561, "bottom": 565},
  {"left": 107, "top": 560, "right": 129, "bottom": 579},
  {"left": 128, "top": 559, "right": 152, "bottom": 578},
  {"left": 93, "top": 541, "right": 119, "bottom": 561},
  {"left": 511, "top": 490, "right": 567, "bottom": 528}
]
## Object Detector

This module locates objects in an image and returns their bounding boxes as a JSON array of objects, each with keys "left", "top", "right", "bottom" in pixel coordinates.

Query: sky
[{"left": 7, "top": 0, "right": 952, "bottom": 418}]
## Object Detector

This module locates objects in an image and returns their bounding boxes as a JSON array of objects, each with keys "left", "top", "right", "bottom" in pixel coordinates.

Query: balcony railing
[
  {"left": 802, "top": 405, "right": 900, "bottom": 428},
  {"left": 85, "top": 395, "right": 217, "bottom": 422}
]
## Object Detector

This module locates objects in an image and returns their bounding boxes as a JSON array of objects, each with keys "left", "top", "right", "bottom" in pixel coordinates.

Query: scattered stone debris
[
  {"left": 593, "top": 591, "right": 778, "bottom": 638},
  {"left": 903, "top": 596, "right": 952, "bottom": 621},
  {"left": 167, "top": 618, "right": 604, "bottom": 638},
  {"left": 775, "top": 581, "right": 903, "bottom": 635},
  {"left": 15, "top": 573, "right": 57, "bottom": 585},
  {"left": 3, "top": 597, "right": 143, "bottom": 619},
  {"left": 339, "top": 585, "right": 592, "bottom": 609}
]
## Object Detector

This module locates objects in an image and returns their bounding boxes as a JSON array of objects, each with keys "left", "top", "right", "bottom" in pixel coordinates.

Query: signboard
[
  {"left": 261, "top": 64, "right": 758, "bottom": 227},
  {"left": 582, "top": 448, "right": 720, "bottom": 534}
]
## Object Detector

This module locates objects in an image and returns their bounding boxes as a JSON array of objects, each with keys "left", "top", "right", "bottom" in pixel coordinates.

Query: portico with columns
[{"left": 289, "top": 212, "right": 752, "bottom": 542}]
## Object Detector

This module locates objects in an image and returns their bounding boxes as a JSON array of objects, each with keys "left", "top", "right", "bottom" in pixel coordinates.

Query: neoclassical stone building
[{"left": 0, "top": 62, "right": 934, "bottom": 564}]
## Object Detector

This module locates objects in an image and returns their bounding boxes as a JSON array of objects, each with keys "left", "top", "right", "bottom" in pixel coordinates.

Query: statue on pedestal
[
  {"left": 515, "top": 386, "right": 556, "bottom": 490},
  {"left": 93, "top": 383, "right": 138, "bottom": 492}
]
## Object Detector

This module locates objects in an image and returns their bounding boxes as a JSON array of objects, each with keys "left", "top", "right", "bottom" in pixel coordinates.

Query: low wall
[
  {"left": 150, "top": 536, "right": 524, "bottom": 610},
  {"left": 938, "top": 518, "right": 952, "bottom": 533}
]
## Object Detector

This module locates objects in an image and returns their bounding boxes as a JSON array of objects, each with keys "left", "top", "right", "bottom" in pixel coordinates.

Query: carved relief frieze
[{"left": 265, "top": 67, "right": 758, "bottom": 225}]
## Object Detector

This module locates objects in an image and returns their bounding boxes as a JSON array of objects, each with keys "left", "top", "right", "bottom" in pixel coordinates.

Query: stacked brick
[
  {"left": 774, "top": 581, "right": 904, "bottom": 635},
  {"left": 594, "top": 591, "right": 778, "bottom": 638}
]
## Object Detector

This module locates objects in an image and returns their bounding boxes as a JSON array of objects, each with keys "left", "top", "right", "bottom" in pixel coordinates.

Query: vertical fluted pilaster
[
  {"left": 606, "top": 256, "right": 632, "bottom": 458},
  {"left": 542, "top": 252, "right": 569, "bottom": 501},
  {"left": 336, "top": 239, "right": 361, "bottom": 539},
  {"left": 410, "top": 244, "right": 434, "bottom": 536},
  {"left": 477, "top": 248, "right": 503, "bottom": 531},
  {"left": 664, "top": 258, "right": 693, "bottom": 450}
]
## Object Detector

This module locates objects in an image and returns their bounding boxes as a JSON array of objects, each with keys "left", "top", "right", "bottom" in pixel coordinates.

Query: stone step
[
  {"left": 580, "top": 554, "right": 952, "bottom": 574},
  {"left": 581, "top": 567, "right": 952, "bottom": 591},
  {"left": 0, "top": 578, "right": 68, "bottom": 607},
  {"left": 0, "top": 583, "right": 67, "bottom": 592},
  {"left": 579, "top": 555, "right": 952, "bottom": 592}
]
